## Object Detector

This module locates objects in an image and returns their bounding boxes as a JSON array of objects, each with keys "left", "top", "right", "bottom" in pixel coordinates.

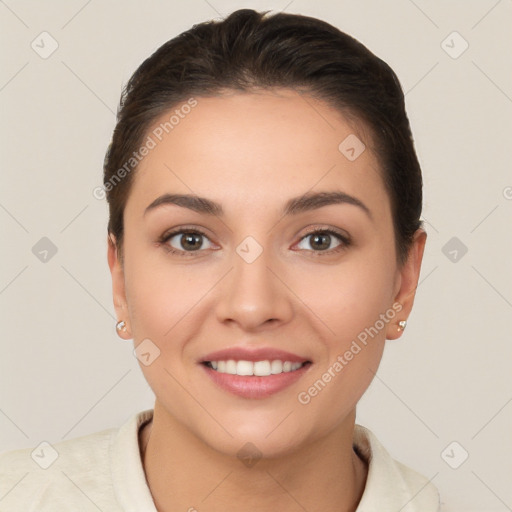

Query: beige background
[{"left": 1, "top": 1, "right": 511, "bottom": 510}]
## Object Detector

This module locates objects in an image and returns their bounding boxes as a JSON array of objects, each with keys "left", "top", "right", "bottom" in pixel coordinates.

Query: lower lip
[{"left": 201, "top": 363, "right": 312, "bottom": 399}]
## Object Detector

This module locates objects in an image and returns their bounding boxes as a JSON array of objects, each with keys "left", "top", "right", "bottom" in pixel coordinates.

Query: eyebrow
[{"left": 144, "top": 191, "right": 372, "bottom": 219}]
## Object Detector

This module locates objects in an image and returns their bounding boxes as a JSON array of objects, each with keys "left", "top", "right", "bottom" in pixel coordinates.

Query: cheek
[
  {"left": 122, "top": 248, "right": 204, "bottom": 402},
  {"left": 122, "top": 239, "right": 191, "bottom": 339},
  {"left": 292, "top": 254, "right": 395, "bottom": 409},
  {"left": 296, "top": 255, "right": 396, "bottom": 343},
  {"left": 294, "top": 272, "right": 391, "bottom": 427}
]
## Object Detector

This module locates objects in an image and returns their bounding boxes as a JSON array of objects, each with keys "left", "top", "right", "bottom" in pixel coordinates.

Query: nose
[{"left": 215, "top": 241, "right": 294, "bottom": 332}]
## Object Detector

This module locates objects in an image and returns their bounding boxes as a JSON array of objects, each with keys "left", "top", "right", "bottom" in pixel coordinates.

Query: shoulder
[
  {"left": 0, "top": 423, "right": 120, "bottom": 511},
  {"left": 354, "top": 424, "right": 440, "bottom": 512},
  {"left": 0, "top": 425, "right": 115, "bottom": 470}
]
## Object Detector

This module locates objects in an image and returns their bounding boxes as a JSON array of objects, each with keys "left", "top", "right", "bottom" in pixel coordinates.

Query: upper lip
[{"left": 200, "top": 347, "right": 311, "bottom": 364}]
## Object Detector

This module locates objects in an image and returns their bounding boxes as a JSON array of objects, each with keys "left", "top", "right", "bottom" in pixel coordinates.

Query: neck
[{"left": 140, "top": 401, "right": 367, "bottom": 512}]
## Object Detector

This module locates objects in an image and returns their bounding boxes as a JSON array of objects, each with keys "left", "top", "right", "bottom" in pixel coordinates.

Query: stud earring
[
  {"left": 116, "top": 320, "right": 127, "bottom": 333},
  {"left": 397, "top": 320, "right": 407, "bottom": 332}
]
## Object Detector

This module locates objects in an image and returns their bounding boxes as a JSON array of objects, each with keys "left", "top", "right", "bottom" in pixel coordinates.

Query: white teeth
[
  {"left": 253, "top": 360, "right": 271, "bottom": 376},
  {"left": 207, "top": 359, "right": 305, "bottom": 376},
  {"left": 226, "top": 360, "right": 237, "bottom": 375},
  {"left": 236, "top": 360, "right": 253, "bottom": 376},
  {"left": 270, "top": 360, "right": 283, "bottom": 374}
]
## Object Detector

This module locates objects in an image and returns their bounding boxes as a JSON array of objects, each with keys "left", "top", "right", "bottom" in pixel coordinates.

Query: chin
[{"left": 199, "top": 412, "right": 315, "bottom": 461}]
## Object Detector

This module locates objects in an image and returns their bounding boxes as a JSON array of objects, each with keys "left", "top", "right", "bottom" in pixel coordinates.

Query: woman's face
[{"left": 109, "top": 88, "right": 425, "bottom": 457}]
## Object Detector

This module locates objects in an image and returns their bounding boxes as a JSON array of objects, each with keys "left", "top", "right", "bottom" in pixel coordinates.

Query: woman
[{"left": 0, "top": 9, "right": 440, "bottom": 511}]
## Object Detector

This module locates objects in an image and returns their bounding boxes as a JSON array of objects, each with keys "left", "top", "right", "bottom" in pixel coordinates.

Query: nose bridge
[{"left": 216, "top": 234, "right": 294, "bottom": 330}]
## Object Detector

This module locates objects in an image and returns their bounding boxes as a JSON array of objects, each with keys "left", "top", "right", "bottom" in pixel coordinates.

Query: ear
[
  {"left": 107, "top": 234, "right": 132, "bottom": 339},
  {"left": 386, "top": 228, "right": 427, "bottom": 340}
]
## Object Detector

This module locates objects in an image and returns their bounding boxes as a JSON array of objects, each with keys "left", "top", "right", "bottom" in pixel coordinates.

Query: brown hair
[{"left": 103, "top": 8, "right": 423, "bottom": 264}]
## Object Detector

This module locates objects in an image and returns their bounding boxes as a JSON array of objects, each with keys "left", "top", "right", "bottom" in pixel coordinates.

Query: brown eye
[
  {"left": 296, "top": 229, "right": 350, "bottom": 254},
  {"left": 160, "top": 229, "right": 214, "bottom": 256},
  {"left": 308, "top": 232, "right": 333, "bottom": 251},
  {"left": 175, "top": 232, "right": 204, "bottom": 251}
]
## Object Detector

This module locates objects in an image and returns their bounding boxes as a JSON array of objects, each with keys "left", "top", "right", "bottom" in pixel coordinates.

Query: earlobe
[{"left": 386, "top": 228, "right": 427, "bottom": 340}]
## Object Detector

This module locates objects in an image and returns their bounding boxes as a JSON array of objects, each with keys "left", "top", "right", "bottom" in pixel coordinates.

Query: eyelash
[{"left": 157, "top": 227, "right": 351, "bottom": 258}]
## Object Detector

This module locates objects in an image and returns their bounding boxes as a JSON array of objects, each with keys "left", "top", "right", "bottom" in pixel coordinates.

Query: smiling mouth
[{"left": 202, "top": 360, "right": 311, "bottom": 376}]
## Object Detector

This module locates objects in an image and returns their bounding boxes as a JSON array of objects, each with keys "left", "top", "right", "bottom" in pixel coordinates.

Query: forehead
[{"left": 127, "top": 89, "right": 389, "bottom": 219}]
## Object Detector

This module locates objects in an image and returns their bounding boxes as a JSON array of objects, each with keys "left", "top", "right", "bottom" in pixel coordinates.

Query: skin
[{"left": 108, "top": 88, "right": 426, "bottom": 512}]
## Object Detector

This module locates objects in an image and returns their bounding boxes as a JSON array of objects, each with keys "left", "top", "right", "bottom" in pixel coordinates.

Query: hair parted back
[{"left": 103, "top": 8, "right": 423, "bottom": 265}]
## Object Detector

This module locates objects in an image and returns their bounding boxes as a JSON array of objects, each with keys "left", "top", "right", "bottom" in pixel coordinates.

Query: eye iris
[
  {"left": 310, "top": 233, "right": 330, "bottom": 251},
  {"left": 181, "top": 232, "right": 202, "bottom": 251}
]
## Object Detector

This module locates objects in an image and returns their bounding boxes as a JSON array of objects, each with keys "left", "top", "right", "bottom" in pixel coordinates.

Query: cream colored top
[{"left": 0, "top": 409, "right": 440, "bottom": 511}]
